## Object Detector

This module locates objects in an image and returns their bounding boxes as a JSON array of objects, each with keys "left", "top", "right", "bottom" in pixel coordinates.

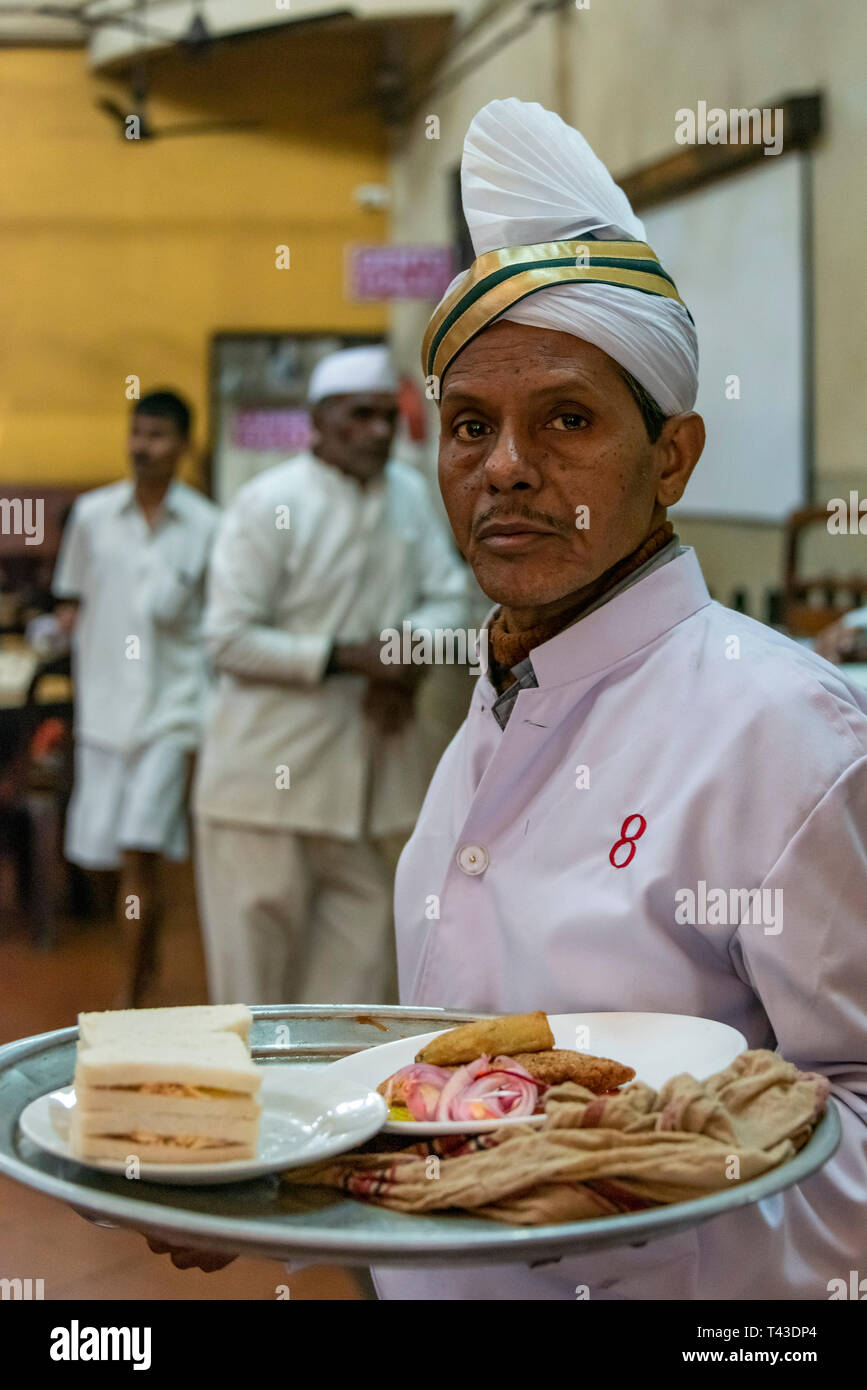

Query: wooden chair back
[{"left": 783, "top": 506, "right": 867, "bottom": 637}]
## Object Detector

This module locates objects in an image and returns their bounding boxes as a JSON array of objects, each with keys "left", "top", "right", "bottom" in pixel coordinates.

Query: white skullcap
[
  {"left": 425, "top": 99, "right": 698, "bottom": 416},
  {"left": 308, "top": 345, "right": 398, "bottom": 404}
]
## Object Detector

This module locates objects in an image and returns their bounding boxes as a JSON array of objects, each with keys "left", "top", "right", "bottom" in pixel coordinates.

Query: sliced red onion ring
[
  {"left": 436, "top": 1054, "right": 541, "bottom": 1121},
  {"left": 382, "top": 1063, "right": 452, "bottom": 1111},
  {"left": 435, "top": 1055, "right": 490, "bottom": 1120},
  {"left": 403, "top": 1078, "right": 447, "bottom": 1121},
  {"left": 387, "top": 1056, "right": 544, "bottom": 1124},
  {"left": 450, "top": 1072, "right": 538, "bottom": 1121}
]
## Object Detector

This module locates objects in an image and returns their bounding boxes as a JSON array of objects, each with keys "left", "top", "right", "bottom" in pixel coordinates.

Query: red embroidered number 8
[{"left": 609, "top": 813, "right": 647, "bottom": 868}]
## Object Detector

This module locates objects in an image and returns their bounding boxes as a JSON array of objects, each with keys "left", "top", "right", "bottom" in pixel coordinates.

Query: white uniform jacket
[
  {"left": 193, "top": 451, "right": 470, "bottom": 839},
  {"left": 376, "top": 545, "right": 867, "bottom": 1301}
]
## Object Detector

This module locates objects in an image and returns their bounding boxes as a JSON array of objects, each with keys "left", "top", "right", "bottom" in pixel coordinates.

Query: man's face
[
  {"left": 129, "top": 412, "right": 187, "bottom": 487},
  {"left": 312, "top": 393, "right": 399, "bottom": 482},
  {"left": 438, "top": 321, "right": 703, "bottom": 616}
]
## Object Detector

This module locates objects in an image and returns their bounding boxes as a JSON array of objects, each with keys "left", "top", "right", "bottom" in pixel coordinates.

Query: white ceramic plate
[
  {"left": 18, "top": 1065, "right": 387, "bottom": 1186},
  {"left": 328, "top": 1012, "right": 747, "bottom": 1136}
]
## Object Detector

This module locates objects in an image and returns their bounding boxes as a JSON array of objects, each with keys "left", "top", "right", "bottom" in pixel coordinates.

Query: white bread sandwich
[
  {"left": 71, "top": 1030, "right": 262, "bottom": 1164},
  {"left": 78, "top": 1004, "right": 253, "bottom": 1049}
]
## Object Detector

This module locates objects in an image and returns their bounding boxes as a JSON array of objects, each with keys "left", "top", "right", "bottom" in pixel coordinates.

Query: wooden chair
[
  {"left": 0, "top": 662, "right": 75, "bottom": 948},
  {"left": 23, "top": 660, "right": 75, "bottom": 948},
  {"left": 0, "top": 705, "right": 36, "bottom": 930},
  {"left": 782, "top": 506, "right": 867, "bottom": 638}
]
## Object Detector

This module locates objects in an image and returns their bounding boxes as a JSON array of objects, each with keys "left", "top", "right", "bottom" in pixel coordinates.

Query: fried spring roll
[{"left": 414, "top": 1011, "right": 554, "bottom": 1066}]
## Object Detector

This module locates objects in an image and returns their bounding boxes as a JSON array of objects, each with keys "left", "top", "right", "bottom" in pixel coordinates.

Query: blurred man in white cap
[
  {"left": 365, "top": 99, "right": 867, "bottom": 1301},
  {"left": 193, "top": 344, "right": 468, "bottom": 1006}
]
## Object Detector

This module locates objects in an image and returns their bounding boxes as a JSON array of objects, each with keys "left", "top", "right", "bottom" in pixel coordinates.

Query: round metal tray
[{"left": 0, "top": 1006, "right": 842, "bottom": 1268}]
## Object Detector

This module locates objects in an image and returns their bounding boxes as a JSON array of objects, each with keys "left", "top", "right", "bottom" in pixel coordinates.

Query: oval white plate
[
  {"left": 18, "top": 1065, "right": 386, "bottom": 1186},
  {"left": 328, "top": 1012, "right": 747, "bottom": 1136}
]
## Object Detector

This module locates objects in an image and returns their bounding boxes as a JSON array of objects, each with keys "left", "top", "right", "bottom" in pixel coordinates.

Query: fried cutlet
[{"left": 509, "top": 1049, "right": 635, "bottom": 1092}]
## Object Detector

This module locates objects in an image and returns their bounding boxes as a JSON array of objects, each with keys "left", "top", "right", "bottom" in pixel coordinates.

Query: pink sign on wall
[
  {"left": 231, "top": 409, "right": 313, "bottom": 452},
  {"left": 349, "top": 245, "right": 455, "bottom": 301}
]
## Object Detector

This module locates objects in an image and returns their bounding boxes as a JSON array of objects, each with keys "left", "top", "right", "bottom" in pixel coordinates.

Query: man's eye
[
  {"left": 549, "top": 413, "right": 589, "bottom": 431},
  {"left": 454, "top": 420, "right": 491, "bottom": 440}
]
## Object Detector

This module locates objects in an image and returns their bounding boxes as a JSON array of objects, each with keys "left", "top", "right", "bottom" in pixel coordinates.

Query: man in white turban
[
  {"left": 193, "top": 345, "right": 468, "bottom": 1006},
  {"left": 368, "top": 98, "right": 867, "bottom": 1301},
  {"left": 145, "top": 101, "right": 866, "bottom": 1304}
]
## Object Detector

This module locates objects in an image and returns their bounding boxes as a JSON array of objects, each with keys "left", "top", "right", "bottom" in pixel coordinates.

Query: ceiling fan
[
  {"left": 95, "top": 1, "right": 264, "bottom": 141},
  {"left": 3, "top": 1, "right": 348, "bottom": 139},
  {"left": 2, "top": 0, "right": 351, "bottom": 49},
  {"left": 96, "top": 90, "right": 261, "bottom": 141}
]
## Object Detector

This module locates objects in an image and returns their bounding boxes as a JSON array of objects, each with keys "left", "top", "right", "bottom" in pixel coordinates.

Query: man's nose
[{"left": 482, "top": 427, "right": 543, "bottom": 491}]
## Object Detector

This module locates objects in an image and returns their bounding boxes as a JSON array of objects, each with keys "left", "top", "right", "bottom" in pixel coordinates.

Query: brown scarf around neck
[{"left": 487, "top": 521, "right": 674, "bottom": 693}]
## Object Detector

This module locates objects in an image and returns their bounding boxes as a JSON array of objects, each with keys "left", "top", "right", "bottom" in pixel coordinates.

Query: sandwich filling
[
  {"left": 90, "top": 1083, "right": 247, "bottom": 1098},
  {"left": 88, "top": 1132, "right": 245, "bottom": 1149}
]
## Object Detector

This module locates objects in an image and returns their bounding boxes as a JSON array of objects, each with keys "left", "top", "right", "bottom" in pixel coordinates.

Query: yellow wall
[{"left": 0, "top": 36, "right": 390, "bottom": 486}]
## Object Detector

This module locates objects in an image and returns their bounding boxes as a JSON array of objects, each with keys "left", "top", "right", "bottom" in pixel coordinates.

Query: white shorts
[{"left": 65, "top": 740, "right": 191, "bottom": 870}]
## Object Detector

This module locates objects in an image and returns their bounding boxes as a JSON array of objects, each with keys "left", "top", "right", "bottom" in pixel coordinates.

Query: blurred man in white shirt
[
  {"left": 193, "top": 346, "right": 469, "bottom": 1006},
  {"left": 53, "top": 390, "right": 219, "bottom": 1005}
]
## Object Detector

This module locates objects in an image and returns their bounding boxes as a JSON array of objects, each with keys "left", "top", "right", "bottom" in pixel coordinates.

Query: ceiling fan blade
[
  {"left": 178, "top": 8, "right": 354, "bottom": 50},
  {"left": 150, "top": 119, "right": 264, "bottom": 138},
  {"left": 96, "top": 98, "right": 128, "bottom": 123}
]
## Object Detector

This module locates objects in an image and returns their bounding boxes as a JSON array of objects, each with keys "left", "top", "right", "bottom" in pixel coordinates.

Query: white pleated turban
[{"left": 421, "top": 99, "right": 698, "bottom": 417}]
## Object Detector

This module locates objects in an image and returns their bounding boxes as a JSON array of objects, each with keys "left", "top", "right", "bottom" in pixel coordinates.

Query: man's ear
[{"left": 654, "top": 412, "right": 705, "bottom": 508}]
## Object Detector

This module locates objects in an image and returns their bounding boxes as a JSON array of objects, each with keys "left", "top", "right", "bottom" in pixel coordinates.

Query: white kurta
[
  {"left": 193, "top": 450, "right": 470, "bottom": 839},
  {"left": 52, "top": 479, "right": 219, "bottom": 754},
  {"left": 375, "top": 546, "right": 867, "bottom": 1300}
]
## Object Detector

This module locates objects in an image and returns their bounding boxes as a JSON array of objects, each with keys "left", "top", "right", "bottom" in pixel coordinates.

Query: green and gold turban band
[{"left": 422, "top": 237, "right": 689, "bottom": 389}]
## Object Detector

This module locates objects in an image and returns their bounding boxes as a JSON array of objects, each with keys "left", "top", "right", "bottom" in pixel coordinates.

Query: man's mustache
[{"left": 472, "top": 505, "right": 573, "bottom": 538}]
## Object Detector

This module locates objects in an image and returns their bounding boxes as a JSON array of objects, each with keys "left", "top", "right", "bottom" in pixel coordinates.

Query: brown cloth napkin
[{"left": 283, "top": 1050, "right": 830, "bottom": 1225}]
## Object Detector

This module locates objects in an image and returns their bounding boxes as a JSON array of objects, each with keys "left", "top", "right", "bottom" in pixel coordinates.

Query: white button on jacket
[
  {"left": 374, "top": 546, "right": 867, "bottom": 1301},
  {"left": 456, "top": 844, "right": 489, "bottom": 875}
]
